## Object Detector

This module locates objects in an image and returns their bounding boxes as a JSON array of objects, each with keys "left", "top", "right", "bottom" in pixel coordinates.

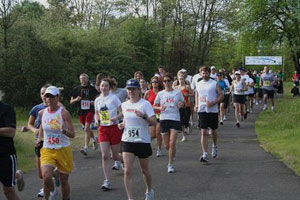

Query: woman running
[
  {"left": 144, "top": 76, "right": 164, "bottom": 157},
  {"left": 118, "top": 79, "right": 156, "bottom": 200},
  {"left": 139, "top": 78, "right": 148, "bottom": 98},
  {"left": 153, "top": 73, "right": 185, "bottom": 173},
  {"left": 217, "top": 73, "right": 230, "bottom": 125},
  {"left": 231, "top": 71, "right": 247, "bottom": 127},
  {"left": 94, "top": 78, "right": 123, "bottom": 191}
]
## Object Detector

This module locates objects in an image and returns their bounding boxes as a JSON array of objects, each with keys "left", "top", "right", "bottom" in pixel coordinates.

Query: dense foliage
[{"left": 0, "top": 0, "right": 298, "bottom": 109}]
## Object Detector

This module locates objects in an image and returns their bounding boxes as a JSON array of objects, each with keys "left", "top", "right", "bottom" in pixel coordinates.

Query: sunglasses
[
  {"left": 163, "top": 79, "right": 172, "bottom": 83},
  {"left": 45, "top": 94, "right": 56, "bottom": 98},
  {"left": 152, "top": 81, "right": 158, "bottom": 84}
]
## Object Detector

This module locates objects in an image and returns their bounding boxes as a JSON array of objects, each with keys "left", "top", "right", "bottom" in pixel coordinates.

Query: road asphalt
[{"left": 1, "top": 104, "right": 300, "bottom": 200}]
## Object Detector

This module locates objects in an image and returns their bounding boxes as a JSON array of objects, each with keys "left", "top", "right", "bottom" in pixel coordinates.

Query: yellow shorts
[{"left": 41, "top": 147, "right": 73, "bottom": 174}]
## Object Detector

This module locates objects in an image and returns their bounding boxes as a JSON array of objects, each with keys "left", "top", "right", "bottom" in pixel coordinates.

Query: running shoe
[
  {"left": 111, "top": 161, "right": 123, "bottom": 170},
  {"left": 156, "top": 150, "right": 162, "bottom": 157},
  {"left": 212, "top": 146, "right": 218, "bottom": 158},
  {"left": 256, "top": 102, "right": 259, "bottom": 106},
  {"left": 262, "top": 105, "right": 267, "bottom": 110},
  {"left": 220, "top": 120, "right": 223, "bottom": 125},
  {"left": 16, "top": 170, "right": 25, "bottom": 191},
  {"left": 53, "top": 168, "right": 60, "bottom": 187},
  {"left": 49, "top": 188, "right": 58, "bottom": 200},
  {"left": 167, "top": 164, "right": 175, "bottom": 173},
  {"left": 271, "top": 106, "right": 275, "bottom": 112},
  {"left": 37, "top": 188, "right": 44, "bottom": 197},
  {"left": 80, "top": 147, "right": 88, "bottom": 156},
  {"left": 250, "top": 108, "right": 253, "bottom": 113},
  {"left": 181, "top": 136, "right": 187, "bottom": 142},
  {"left": 223, "top": 115, "right": 227, "bottom": 121},
  {"left": 145, "top": 189, "right": 155, "bottom": 200},
  {"left": 101, "top": 180, "right": 111, "bottom": 191},
  {"left": 236, "top": 122, "right": 240, "bottom": 128},
  {"left": 92, "top": 138, "right": 98, "bottom": 151},
  {"left": 244, "top": 113, "right": 247, "bottom": 119},
  {"left": 200, "top": 153, "right": 209, "bottom": 163}
]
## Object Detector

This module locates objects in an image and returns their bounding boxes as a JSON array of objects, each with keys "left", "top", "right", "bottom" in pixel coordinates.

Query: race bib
[
  {"left": 81, "top": 100, "right": 90, "bottom": 110},
  {"left": 47, "top": 134, "right": 61, "bottom": 147},
  {"left": 126, "top": 127, "right": 142, "bottom": 142},
  {"left": 99, "top": 110, "right": 111, "bottom": 125},
  {"left": 263, "top": 80, "right": 270, "bottom": 87},
  {"left": 155, "top": 113, "right": 160, "bottom": 120},
  {"left": 199, "top": 96, "right": 207, "bottom": 103}
]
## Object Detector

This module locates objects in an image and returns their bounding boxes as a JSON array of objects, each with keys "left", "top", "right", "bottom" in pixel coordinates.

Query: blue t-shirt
[
  {"left": 29, "top": 103, "right": 47, "bottom": 128},
  {"left": 218, "top": 80, "right": 228, "bottom": 91}
]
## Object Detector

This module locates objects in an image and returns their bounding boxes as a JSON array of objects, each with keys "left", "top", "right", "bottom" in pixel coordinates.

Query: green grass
[{"left": 256, "top": 82, "right": 300, "bottom": 175}]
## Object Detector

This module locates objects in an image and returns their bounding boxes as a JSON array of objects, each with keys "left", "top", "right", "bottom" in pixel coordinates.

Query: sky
[{"left": 34, "top": 0, "right": 48, "bottom": 7}]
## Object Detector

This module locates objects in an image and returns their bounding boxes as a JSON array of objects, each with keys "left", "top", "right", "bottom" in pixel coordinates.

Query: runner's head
[
  {"left": 210, "top": 66, "right": 216, "bottom": 74},
  {"left": 235, "top": 71, "right": 241, "bottom": 80},
  {"left": 139, "top": 78, "right": 147, "bottom": 89},
  {"left": 178, "top": 74, "right": 185, "bottom": 85},
  {"left": 126, "top": 79, "right": 141, "bottom": 100},
  {"left": 95, "top": 73, "right": 105, "bottom": 92},
  {"left": 44, "top": 86, "right": 60, "bottom": 107},
  {"left": 134, "top": 71, "right": 144, "bottom": 82},
  {"left": 150, "top": 76, "right": 163, "bottom": 90},
  {"left": 158, "top": 65, "right": 166, "bottom": 76},
  {"left": 100, "top": 78, "right": 112, "bottom": 95},
  {"left": 79, "top": 73, "right": 89, "bottom": 86},
  {"left": 239, "top": 67, "right": 246, "bottom": 75},
  {"left": 216, "top": 72, "right": 223, "bottom": 81},
  {"left": 200, "top": 66, "right": 210, "bottom": 80},
  {"left": 162, "top": 73, "right": 174, "bottom": 90},
  {"left": 41, "top": 84, "right": 51, "bottom": 104},
  {"left": 264, "top": 66, "right": 269, "bottom": 73}
]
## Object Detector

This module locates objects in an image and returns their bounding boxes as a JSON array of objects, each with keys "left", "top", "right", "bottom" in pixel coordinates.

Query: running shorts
[
  {"left": 179, "top": 107, "right": 191, "bottom": 128},
  {"left": 262, "top": 89, "right": 274, "bottom": 99},
  {"left": 122, "top": 142, "right": 152, "bottom": 159},
  {"left": 160, "top": 120, "right": 181, "bottom": 134},
  {"left": 248, "top": 93, "right": 255, "bottom": 98},
  {"left": 79, "top": 111, "right": 94, "bottom": 125},
  {"left": 0, "top": 154, "right": 17, "bottom": 187},
  {"left": 98, "top": 125, "right": 122, "bottom": 145},
  {"left": 222, "top": 94, "right": 230, "bottom": 109},
  {"left": 233, "top": 94, "right": 246, "bottom": 104},
  {"left": 198, "top": 112, "right": 218, "bottom": 130},
  {"left": 41, "top": 147, "right": 73, "bottom": 174}
]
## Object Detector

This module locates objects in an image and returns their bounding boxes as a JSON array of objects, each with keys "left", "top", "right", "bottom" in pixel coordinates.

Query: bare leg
[
  {"left": 138, "top": 158, "right": 152, "bottom": 192},
  {"left": 123, "top": 152, "right": 135, "bottom": 200},
  {"left": 60, "top": 173, "right": 70, "bottom": 200}
]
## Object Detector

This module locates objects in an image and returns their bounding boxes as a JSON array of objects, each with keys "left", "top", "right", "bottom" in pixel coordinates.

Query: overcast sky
[{"left": 34, "top": 0, "right": 48, "bottom": 7}]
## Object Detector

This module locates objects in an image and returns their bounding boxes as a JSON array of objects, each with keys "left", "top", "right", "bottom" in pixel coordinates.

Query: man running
[
  {"left": 70, "top": 73, "right": 98, "bottom": 155},
  {"left": 195, "top": 66, "right": 223, "bottom": 163},
  {"left": 0, "top": 101, "right": 21, "bottom": 200},
  {"left": 260, "top": 66, "right": 276, "bottom": 111}
]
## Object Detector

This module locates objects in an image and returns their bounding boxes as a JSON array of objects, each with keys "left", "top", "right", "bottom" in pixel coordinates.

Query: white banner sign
[{"left": 245, "top": 56, "right": 282, "bottom": 65}]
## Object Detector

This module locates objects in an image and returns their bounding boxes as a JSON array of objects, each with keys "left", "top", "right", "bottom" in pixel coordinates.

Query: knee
[
  {"left": 42, "top": 172, "right": 53, "bottom": 184},
  {"left": 3, "top": 187, "right": 15, "bottom": 198},
  {"left": 141, "top": 168, "right": 150, "bottom": 176},
  {"left": 165, "top": 144, "right": 170, "bottom": 150},
  {"left": 102, "top": 153, "right": 109, "bottom": 161},
  {"left": 124, "top": 167, "right": 132, "bottom": 177}
]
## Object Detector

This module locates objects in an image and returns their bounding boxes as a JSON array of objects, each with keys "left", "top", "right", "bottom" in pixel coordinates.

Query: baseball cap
[
  {"left": 216, "top": 72, "right": 223, "bottom": 76},
  {"left": 210, "top": 66, "right": 216, "bottom": 70},
  {"left": 44, "top": 86, "right": 60, "bottom": 96},
  {"left": 126, "top": 79, "right": 140, "bottom": 89},
  {"left": 235, "top": 71, "right": 241, "bottom": 75},
  {"left": 240, "top": 67, "right": 245, "bottom": 71},
  {"left": 179, "top": 68, "right": 187, "bottom": 73}
]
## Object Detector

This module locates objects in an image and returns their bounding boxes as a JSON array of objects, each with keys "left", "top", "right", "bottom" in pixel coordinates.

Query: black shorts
[
  {"left": 0, "top": 154, "right": 17, "bottom": 187},
  {"left": 248, "top": 93, "right": 255, "bottom": 98},
  {"left": 160, "top": 120, "right": 181, "bottom": 133},
  {"left": 122, "top": 142, "right": 152, "bottom": 159},
  {"left": 254, "top": 88, "right": 259, "bottom": 94},
  {"left": 233, "top": 94, "right": 246, "bottom": 104},
  {"left": 262, "top": 89, "right": 274, "bottom": 98},
  {"left": 35, "top": 140, "right": 44, "bottom": 157},
  {"left": 221, "top": 94, "right": 230, "bottom": 109},
  {"left": 198, "top": 112, "right": 218, "bottom": 130},
  {"left": 180, "top": 107, "right": 191, "bottom": 128}
]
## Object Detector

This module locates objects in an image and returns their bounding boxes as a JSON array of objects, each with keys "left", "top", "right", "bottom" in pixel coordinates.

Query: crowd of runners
[{"left": 0, "top": 65, "right": 282, "bottom": 200}]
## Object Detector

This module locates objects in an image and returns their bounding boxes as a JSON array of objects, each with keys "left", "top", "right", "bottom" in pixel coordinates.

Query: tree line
[{"left": 0, "top": 0, "right": 298, "bottom": 108}]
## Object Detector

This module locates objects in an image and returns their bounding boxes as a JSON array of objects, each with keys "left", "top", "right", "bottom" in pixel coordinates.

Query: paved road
[{"left": 1, "top": 105, "right": 300, "bottom": 200}]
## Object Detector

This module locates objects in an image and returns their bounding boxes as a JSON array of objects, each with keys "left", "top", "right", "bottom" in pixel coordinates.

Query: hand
[
  {"left": 76, "top": 96, "right": 82, "bottom": 101},
  {"left": 35, "top": 138, "right": 42, "bottom": 147},
  {"left": 134, "top": 110, "right": 143, "bottom": 118},
  {"left": 178, "top": 101, "right": 185, "bottom": 108},
  {"left": 161, "top": 105, "right": 167, "bottom": 111},
  {"left": 118, "top": 122, "right": 125, "bottom": 130},
  {"left": 20, "top": 126, "right": 29, "bottom": 132},
  {"left": 94, "top": 120, "right": 99, "bottom": 126},
  {"left": 194, "top": 106, "right": 198, "bottom": 112},
  {"left": 110, "top": 117, "right": 118, "bottom": 123},
  {"left": 34, "top": 129, "right": 39, "bottom": 135},
  {"left": 206, "top": 101, "right": 215, "bottom": 107}
]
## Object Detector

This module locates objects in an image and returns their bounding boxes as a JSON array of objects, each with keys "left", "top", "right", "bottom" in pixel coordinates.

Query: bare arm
[
  {"left": 70, "top": 96, "right": 81, "bottom": 105},
  {"left": 62, "top": 110, "right": 75, "bottom": 138},
  {"left": 0, "top": 127, "right": 16, "bottom": 138},
  {"left": 27, "top": 115, "right": 39, "bottom": 135},
  {"left": 144, "top": 90, "right": 149, "bottom": 100}
]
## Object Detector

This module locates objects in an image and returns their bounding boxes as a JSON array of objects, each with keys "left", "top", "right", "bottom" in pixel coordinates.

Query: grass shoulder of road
[
  {"left": 256, "top": 82, "right": 300, "bottom": 175},
  {"left": 14, "top": 110, "right": 86, "bottom": 172}
]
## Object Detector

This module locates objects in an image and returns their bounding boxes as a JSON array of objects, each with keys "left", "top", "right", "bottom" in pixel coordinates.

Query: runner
[
  {"left": 216, "top": 73, "right": 230, "bottom": 125},
  {"left": 247, "top": 71, "right": 256, "bottom": 113},
  {"left": 231, "top": 71, "right": 247, "bottom": 127},
  {"left": 0, "top": 101, "right": 22, "bottom": 200},
  {"left": 153, "top": 73, "right": 185, "bottom": 173},
  {"left": 139, "top": 78, "right": 148, "bottom": 98},
  {"left": 240, "top": 68, "right": 250, "bottom": 119},
  {"left": 144, "top": 76, "right": 164, "bottom": 157},
  {"left": 253, "top": 71, "right": 261, "bottom": 105},
  {"left": 174, "top": 74, "right": 193, "bottom": 141},
  {"left": 210, "top": 66, "right": 217, "bottom": 80},
  {"left": 110, "top": 76, "right": 128, "bottom": 103},
  {"left": 21, "top": 84, "right": 60, "bottom": 197},
  {"left": 70, "top": 73, "right": 98, "bottom": 156},
  {"left": 195, "top": 66, "right": 223, "bottom": 163},
  {"left": 134, "top": 71, "right": 144, "bottom": 82},
  {"left": 118, "top": 79, "right": 156, "bottom": 200},
  {"left": 37, "top": 86, "right": 75, "bottom": 200},
  {"left": 94, "top": 78, "right": 122, "bottom": 191},
  {"left": 260, "top": 66, "right": 276, "bottom": 111}
]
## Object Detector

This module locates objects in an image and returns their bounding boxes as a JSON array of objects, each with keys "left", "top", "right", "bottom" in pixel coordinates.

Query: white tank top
[
  {"left": 233, "top": 80, "right": 244, "bottom": 95},
  {"left": 42, "top": 107, "right": 70, "bottom": 149},
  {"left": 196, "top": 79, "right": 218, "bottom": 113}
]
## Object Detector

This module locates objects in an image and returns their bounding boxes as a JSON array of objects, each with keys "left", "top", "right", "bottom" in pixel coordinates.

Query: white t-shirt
[
  {"left": 186, "top": 75, "right": 192, "bottom": 85},
  {"left": 191, "top": 74, "right": 202, "bottom": 90},
  {"left": 94, "top": 93, "right": 121, "bottom": 126},
  {"left": 210, "top": 73, "right": 217, "bottom": 80},
  {"left": 241, "top": 74, "right": 250, "bottom": 95},
  {"left": 248, "top": 78, "right": 254, "bottom": 94},
  {"left": 154, "top": 89, "right": 184, "bottom": 121},
  {"left": 196, "top": 79, "right": 218, "bottom": 113},
  {"left": 121, "top": 99, "right": 155, "bottom": 143}
]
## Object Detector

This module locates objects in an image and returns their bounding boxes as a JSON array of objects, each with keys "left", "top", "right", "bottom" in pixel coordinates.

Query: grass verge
[{"left": 256, "top": 82, "right": 300, "bottom": 175}]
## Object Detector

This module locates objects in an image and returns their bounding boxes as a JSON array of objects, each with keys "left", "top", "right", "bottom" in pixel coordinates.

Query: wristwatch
[{"left": 142, "top": 114, "right": 148, "bottom": 120}]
